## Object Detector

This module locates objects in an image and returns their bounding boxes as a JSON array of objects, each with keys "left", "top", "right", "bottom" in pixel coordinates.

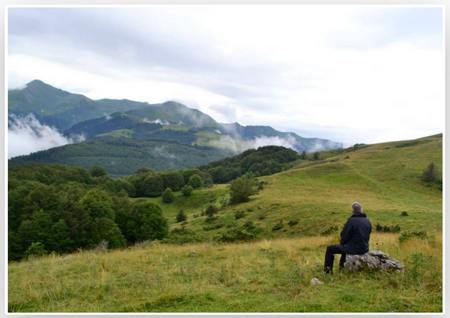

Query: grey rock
[
  {"left": 310, "top": 277, "right": 324, "bottom": 285},
  {"left": 344, "top": 250, "right": 403, "bottom": 272}
]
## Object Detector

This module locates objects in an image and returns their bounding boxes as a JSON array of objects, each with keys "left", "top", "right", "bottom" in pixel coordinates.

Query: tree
[
  {"left": 161, "top": 171, "right": 185, "bottom": 192},
  {"left": 230, "top": 175, "right": 258, "bottom": 204},
  {"left": 79, "top": 189, "right": 115, "bottom": 220},
  {"left": 130, "top": 169, "right": 156, "bottom": 197},
  {"left": 162, "top": 188, "right": 175, "bottom": 203},
  {"left": 313, "top": 152, "right": 321, "bottom": 160},
  {"left": 90, "top": 217, "right": 125, "bottom": 249},
  {"left": 90, "top": 165, "right": 107, "bottom": 177},
  {"left": 182, "top": 185, "right": 193, "bottom": 197},
  {"left": 188, "top": 174, "right": 203, "bottom": 188},
  {"left": 48, "top": 219, "right": 74, "bottom": 252},
  {"left": 128, "top": 202, "right": 168, "bottom": 242},
  {"left": 142, "top": 174, "right": 164, "bottom": 197},
  {"left": 300, "top": 151, "right": 307, "bottom": 160},
  {"left": 176, "top": 210, "right": 187, "bottom": 223},
  {"left": 422, "top": 162, "right": 437, "bottom": 183},
  {"left": 16, "top": 209, "right": 53, "bottom": 252}
]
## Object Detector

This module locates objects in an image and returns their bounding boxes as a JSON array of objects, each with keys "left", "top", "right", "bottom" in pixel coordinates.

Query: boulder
[{"left": 344, "top": 250, "right": 403, "bottom": 272}]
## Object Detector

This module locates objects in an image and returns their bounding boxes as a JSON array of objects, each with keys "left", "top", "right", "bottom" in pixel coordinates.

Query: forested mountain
[
  {"left": 8, "top": 80, "right": 147, "bottom": 130},
  {"left": 9, "top": 80, "right": 342, "bottom": 174}
]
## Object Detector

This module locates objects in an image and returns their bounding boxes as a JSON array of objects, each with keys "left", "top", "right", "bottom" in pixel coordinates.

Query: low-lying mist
[
  {"left": 207, "top": 135, "right": 298, "bottom": 153},
  {"left": 8, "top": 114, "right": 84, "bottom": 158}
]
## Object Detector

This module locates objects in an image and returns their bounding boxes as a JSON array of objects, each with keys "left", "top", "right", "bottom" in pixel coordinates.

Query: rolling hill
[{"left": 8, "top": 134, "right": 443, "bottom": 312}]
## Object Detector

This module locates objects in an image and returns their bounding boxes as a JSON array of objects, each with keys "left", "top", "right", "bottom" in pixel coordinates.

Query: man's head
[{"left": 352, "top": 202, "right": 363, "bottom": 214}]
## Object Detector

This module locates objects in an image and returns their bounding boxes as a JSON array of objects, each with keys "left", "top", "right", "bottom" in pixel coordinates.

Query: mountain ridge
[{"left": 9, "top": 80, "right": 343, "bottom": 174}]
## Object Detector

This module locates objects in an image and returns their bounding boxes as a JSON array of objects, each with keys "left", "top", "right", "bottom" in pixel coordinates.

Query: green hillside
[
  {"left": 9, "top": 137, "right": 233, "bottom": 176},
  {"left": 147, "top": 134, "right": 442, "bottom": 241},
  {"left": 8, "top": 134, "right": 443, "bottom": 312}
]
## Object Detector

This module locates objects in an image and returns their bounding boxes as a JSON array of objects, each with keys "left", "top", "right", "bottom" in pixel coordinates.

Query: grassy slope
[
  {"left": 8, "top": 234, "right": 441, "bottom": 312},
  {"left": 8, "top": 134, "right": 443, "bottom": 312},
  {"left": 163, "top": 134, "right": 442, "bottom": 240}
]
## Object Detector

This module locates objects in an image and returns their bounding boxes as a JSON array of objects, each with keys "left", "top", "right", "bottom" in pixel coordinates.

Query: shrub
[
  {"left": 217, "top": 228, "right": 256, "bottom": 242},
  {"left": 164, "top": 228, "right": 199, "bottom": 244},
  {"left": 234, "top": 211, "right": 245, "bottom": 219},
  {"left": 181, "top": 185, "right": 193, "bottom": 197},
  {"left": 288, "top": 219, "right": 299, "bottom": 227},
  {"left": 401, "top": 211, "right": 409, "bottom": 216},
  {"left": 321, "top": 225, "right": 338, "bottom": 235},
  {"left": 176, "top": 210, "right": 187, "bottom": 223},
  {"left": 203, "top": 222, "right": 224, "bottom": 231},
  {"left": 375, "top": 223, "right": 401, "bottom": 233},
  {"left": 229, "top": 175, "right": 258, "bottom": 204},
  {"left": 313, "top": 152, "right": 321, "bottom": 160},
  {"left": 272, "top": 220, "right": 283, "bottom": 231},
  {"left": 188, "top": 174, "right": 203, "bottom": 188},
  {"left": 25, "top": 242, "right": 47, "bottom": 258},
  {"left": 422, "top": 162, "right": 437, "bottom": 183},
  {"left": 243, "top": 220, "right": 256, "bottom": 230},
  {"left": 399, "top": 231, "right": 428, "bottom": 243},
  {"left": 205, "top": 205, "right": 219, "bottom": 218},
  {"left": 162, "top": 188, "right": 175, "bottom": 203}
]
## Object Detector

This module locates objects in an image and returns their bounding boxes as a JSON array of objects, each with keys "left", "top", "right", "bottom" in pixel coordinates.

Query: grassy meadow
[
  {"left": 8, "top": 233, "right": 441, "bottom": 312},
  {"left": 8, "top": 134, "right": 443, "bottom": 312}
]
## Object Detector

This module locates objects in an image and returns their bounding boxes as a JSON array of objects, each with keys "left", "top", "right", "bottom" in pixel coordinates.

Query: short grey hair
[{"left": 352, "top": 202, "right": 363, "bottom": 214}]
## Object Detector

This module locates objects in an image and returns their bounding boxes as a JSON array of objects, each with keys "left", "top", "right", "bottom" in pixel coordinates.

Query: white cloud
[
  {"left": 8, "top": 6, "right": 444, "bottom": 145},
  {"left": 206, "top": 135, "right": 297, "bottom": 153},
  {"left": 8, "top": 114, "right": 84, "bottom": 158}
]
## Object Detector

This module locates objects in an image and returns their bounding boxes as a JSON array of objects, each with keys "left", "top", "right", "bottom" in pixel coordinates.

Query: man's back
[{"left": 340, "top": 213, "right": 372, "bottom": 254}]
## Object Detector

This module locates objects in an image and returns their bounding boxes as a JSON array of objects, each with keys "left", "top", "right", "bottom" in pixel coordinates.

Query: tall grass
[{"left": 9, "top": 232, "right": 441, "bottom": 312}]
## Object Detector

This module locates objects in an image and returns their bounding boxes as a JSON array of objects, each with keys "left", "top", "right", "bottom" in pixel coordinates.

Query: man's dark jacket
[{"left": 340, "top": 213, "right": 372, "bottom": 254}]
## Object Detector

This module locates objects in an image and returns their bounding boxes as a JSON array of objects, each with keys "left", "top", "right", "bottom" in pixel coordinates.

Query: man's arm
[{"left": 340, "top": 219, "right": 353, "bottom": 245}]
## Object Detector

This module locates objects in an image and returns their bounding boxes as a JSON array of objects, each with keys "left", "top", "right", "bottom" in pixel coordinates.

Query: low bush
[
  {"left": 162, "top": 188, "right": 175, "bottom": 203},
  {"left": 181, "top": 185, "right": 193, "bottom": 197},
  {"left": 234, "top": 211, "right": 245, "bottom": 219},
  {"left": 375, "top": 223, "right": 401, "bottom": 233},
  {"left": 321, "top": 225, "right": 338, "bottom": 235},
  {"left": 399, "top": 231, "right": 428, "bottom": 243},
  {"left": 205, "top": 205, "right": 219, "bottom": 218},
  {"left": 176, "top": 210, "right": 187, "bottom": 223},
  {"left": 272, "top": 220, "right": 284, "bottom": 231},
  {"left": 203, "top": 222, "right": 224, "bottom": 231},
  {"left": 164, "top": 228, "right": 200, "bottom": 244}
]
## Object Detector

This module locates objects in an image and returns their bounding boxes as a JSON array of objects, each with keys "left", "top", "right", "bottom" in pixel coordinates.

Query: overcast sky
[{"left": 8, "top": 6, "right": 444, "bottom": 145}]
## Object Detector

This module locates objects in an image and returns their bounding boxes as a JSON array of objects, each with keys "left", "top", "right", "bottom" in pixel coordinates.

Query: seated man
[{"left": 324, "top": 202, "right": 372, "bottom": 274}]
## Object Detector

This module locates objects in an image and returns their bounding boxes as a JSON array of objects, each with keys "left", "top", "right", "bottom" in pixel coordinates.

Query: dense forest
[{"left": 8, "top": 146, "right": 300, "bottom": 261}]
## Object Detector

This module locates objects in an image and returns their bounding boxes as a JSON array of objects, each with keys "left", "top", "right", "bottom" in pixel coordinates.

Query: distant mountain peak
[{"left": 24, "top": 79, "right": 72, "bottom": 97}]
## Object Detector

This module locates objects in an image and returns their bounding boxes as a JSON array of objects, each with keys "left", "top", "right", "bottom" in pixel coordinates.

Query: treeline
[
  {"left": 9, "top": 162, "right": 219, "bottom": 260},
  {"left": 200, "top": 146, "right": 299, "bottom": 183},
  {"left": 8, "top": 146, "right": 301, "bottom": 261}
]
